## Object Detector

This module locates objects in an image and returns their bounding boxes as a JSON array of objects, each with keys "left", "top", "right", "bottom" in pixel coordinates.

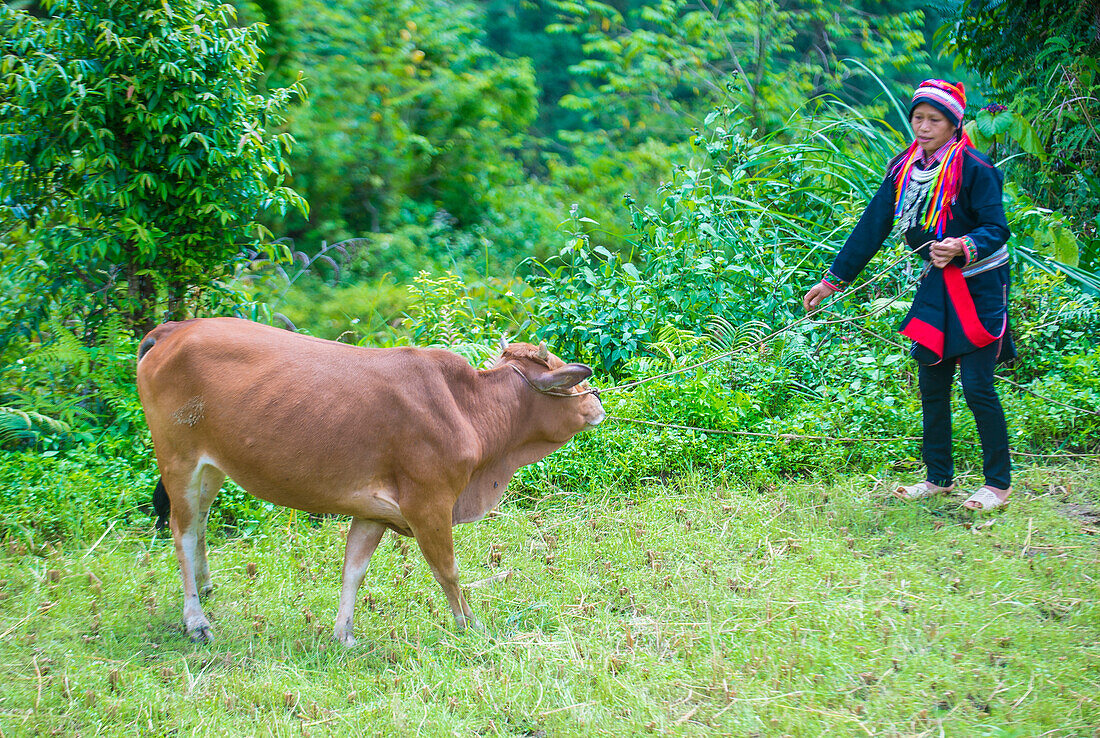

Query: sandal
[
  {"left": 963, "top": 486, "right": 1010, "bottom": 512},
  {"left": 894, "top": 481, "right": 955, "bottom": 501}
]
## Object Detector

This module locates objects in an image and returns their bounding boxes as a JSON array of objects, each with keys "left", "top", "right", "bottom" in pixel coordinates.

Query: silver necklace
[{"left": 894, "top": 163, "right": 940, "bottom": 235}]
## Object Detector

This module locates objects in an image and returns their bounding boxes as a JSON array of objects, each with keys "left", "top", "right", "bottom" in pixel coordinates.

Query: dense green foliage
[
  {"left": 945, "top": 0, "right": 1100, "bottom": 266},
  {"left": 2, "top": 0, "right": 1097, "bottom": 460},
  {"left": 273, "top": 0, "right": 538, "bottom": 243},
  {"left": 548, "top": 0, "right": 928, "bottom": 136},
  {"left": 0, "top": 0, "right": 305, "bottom": 336},
  {"left": 530, "top": 100, "right": 897, "bottom": 372}
]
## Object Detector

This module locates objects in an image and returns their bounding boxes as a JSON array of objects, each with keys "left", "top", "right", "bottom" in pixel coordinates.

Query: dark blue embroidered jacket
[{"left": 826, "top": 148, "right": 1013, "bottom": 363}]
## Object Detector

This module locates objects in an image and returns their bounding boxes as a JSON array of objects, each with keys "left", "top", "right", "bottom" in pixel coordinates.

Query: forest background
[
  {"left": 2, "top": 0, "right": 1098, "bottom": 530},
  {"left": 1, "top": 1, "right": 1100, "bottom": 734}
]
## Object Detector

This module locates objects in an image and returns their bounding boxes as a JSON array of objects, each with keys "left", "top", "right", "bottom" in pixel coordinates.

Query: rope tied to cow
[
  {"left": 512, "top": 241, "right": 1099, "bottom": 458},
  {"left": 521, "top": 242, "right": 924, "bottom": 400},
  {"left": 508, "top": 363, "right": 601, "bottom": 399},
  {"left": 604, "top": 415, "right": 1097, "bottom": 461}
]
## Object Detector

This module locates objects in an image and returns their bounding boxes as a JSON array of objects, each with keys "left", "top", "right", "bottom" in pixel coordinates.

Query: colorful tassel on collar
[{"left": 890, "top": 130, "right": 973, "bottom": 238}]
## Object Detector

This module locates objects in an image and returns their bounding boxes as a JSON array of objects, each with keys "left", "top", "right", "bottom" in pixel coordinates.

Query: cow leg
[
  {"left": 406, "top": 509, "right": 476, "bottom": 630},
  {"left": 165, "top": 466, "right": 215, "bottom": 642},
  {"left": 333, "top": 518, "right": 386, "bottom": 647},
  {"left": 193, "top": 466, "right": 225, "bottom": 598}
]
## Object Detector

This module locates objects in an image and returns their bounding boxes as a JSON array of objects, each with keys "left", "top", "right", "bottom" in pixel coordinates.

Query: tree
[
  {"left": 273, "top": 0, "right": 538, "bottom": 244},
  {"left": 0, "top": 0, "right": 306, "bottom": 337},
  {"left": 545, "top": 0, "right": 930, "bottom": 143},
  {"left": 482, "top": 0, "right": 588, "bottom": 136},
  {"left": 943, "top": 0, "right": 1100, "bottom": 265}
]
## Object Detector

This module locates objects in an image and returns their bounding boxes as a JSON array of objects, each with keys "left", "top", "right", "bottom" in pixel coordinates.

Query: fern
[
  {"left": 705, "top": 317, "right": 769, "bottom": 355},
  {"left": 15, "top": 312, "right": 142, "bottom": 433},
  {"left": 0, "top": 406, "right": 70, "bottom": 447},
  {"left": 30, "top": 316, "right": 92, "bottom": 377},
  {"left": 773, "top": 331, "right": 815, "bottom": 369},
  {"left": 404, "top": 271, "right": 505, "bottom": 366},
  {"left": 1056, "top": 300, "right": 1100, "bottom": 325},
  {"left": 648, "top": 322, "right": 710, "bottom": 365}
]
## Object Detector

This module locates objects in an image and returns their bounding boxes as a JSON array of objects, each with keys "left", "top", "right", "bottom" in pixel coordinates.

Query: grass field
[{"left": 1, "top": 464, "right": 1098, "bottom": 736}]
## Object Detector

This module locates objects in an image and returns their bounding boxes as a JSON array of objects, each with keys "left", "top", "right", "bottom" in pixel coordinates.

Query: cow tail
[
  {"left": 153, "top": 478, "right": 170, "bottom": 531},
  {"left": 137, "top": 336, "right": 156, "bottom": 362}
]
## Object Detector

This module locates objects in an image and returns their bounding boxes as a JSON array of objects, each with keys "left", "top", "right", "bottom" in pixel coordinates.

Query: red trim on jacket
[
  {"left": 964, "top": 149, "right": 995, "bottom": 167},
  {"left": 942, "top": 264, "right": 1005, "bottom": 348},
  {"left": 900, "top": 317, "right": 944, "bottom": 359}
]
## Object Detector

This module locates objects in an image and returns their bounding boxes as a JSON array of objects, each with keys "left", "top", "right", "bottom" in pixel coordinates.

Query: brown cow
[{"left": 136, "top": 317, "right": 604, "bottom": 644}]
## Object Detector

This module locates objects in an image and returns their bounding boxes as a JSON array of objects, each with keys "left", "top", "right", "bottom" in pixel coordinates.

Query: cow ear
[{"left": 531, "top": 363, "right": 593, "bottom": 391}]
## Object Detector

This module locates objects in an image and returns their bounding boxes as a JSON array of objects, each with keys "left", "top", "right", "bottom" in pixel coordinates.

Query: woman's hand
[
  {"left": 930, "top": 237, "right": 965, "bottom": 268},
  {"left": 802, "top": 282, "right": 837, "bottom": 312}
]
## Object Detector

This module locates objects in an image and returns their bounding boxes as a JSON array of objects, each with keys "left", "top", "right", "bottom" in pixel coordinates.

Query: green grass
[{"left": 1, "top": 465, "right": 1098, "bottom": 736}]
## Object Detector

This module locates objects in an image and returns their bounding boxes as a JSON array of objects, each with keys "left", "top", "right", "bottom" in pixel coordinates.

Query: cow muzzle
[{"left": 584, "top": 396, "right": 607, "bottom": 427}]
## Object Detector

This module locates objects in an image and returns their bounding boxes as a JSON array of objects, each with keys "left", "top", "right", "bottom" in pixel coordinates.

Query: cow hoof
[
  {"left": 188, "top": 625, "right": 214, "bottom": 643},
  {"left": 334, "top": 617, "right": 357, "bottom": 647},
  {"left": 185, "top": 615, "right": 214, "bottom": 643},
  {"left": 199, "top": 583, "right": 214, "bottom": 598},
  {"left": 454, "top": 615, "right": 485, "bottom": 633}
]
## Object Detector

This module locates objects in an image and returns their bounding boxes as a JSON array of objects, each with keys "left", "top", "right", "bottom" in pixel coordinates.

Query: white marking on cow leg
[
  {"left": 173, "top": 524, "right": 213, "bottom": 642},
  {"left": 167, "top": 467, "right": 214, "bottom": 642},
  {"left": 192, "top": 465, "right": 225, "bottom": 598},
  {"left": 193, "top": 527, "right": 212, "bottom": 598},
  {"left": 333, "top": 519, "right": 386, "bottom": 647}
]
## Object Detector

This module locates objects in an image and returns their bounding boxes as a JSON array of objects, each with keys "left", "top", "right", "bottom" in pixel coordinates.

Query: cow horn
[
  {"left": 537, "top": 341, "right": 548, "bottom": 361},
  {"left": 499, "top": 334, "right": 509, "bottom": 352}
]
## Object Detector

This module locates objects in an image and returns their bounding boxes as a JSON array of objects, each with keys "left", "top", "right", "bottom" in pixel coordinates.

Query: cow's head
[{"left": 496, "top": 337, "right": 606, "bottom": 435}]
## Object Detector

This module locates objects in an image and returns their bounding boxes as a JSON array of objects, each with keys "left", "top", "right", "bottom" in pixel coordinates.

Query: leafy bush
[
  {"left": 946, "top": 0, "right": 1100, "bottom": 266},
  {"left": 1002, "top": 348, "right": 1100, "bottom": 453},
  {"left": 1008, "top": 270, "right": 1100, "bottom": 380},
  {"left": 529, "top": 202, "right": 744, "bottom": 372},
  {"left": 0, "top": 435, "right": 274, "bottom": 543},
  {"left": 530, "top": 99, "right": 904, "bottom": 374},
  {"left": 274, "top": 0, "right": 537, "bottom": 244},
  {"left": 0, "top": 438, "right": 157, "bottom": 543},
  {"left": 1, "top": 0, "right": 305, "bottom": 334},
  {"left": 275, "top": 277, "right": 410, "bottom": 344},
  {"left": 402, "top": 270, "right": 537, "bottom": 362}
]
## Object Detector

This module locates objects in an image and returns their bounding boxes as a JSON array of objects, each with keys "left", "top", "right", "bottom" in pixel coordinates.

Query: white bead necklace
[{"left": 894, "top": 163, "right": 940, "bottom": 235}]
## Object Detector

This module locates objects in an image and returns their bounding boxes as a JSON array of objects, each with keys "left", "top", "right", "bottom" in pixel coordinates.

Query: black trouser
[{"left": 918, "top": 341, "right": 1011, "bottom": 489}]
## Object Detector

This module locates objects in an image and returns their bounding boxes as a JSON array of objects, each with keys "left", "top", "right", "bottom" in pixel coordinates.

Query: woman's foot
[
  {"left": 894, "top": 480, "right": 955, "bottom": 501},
  {"left": 963, "top": 485, "right": 1011, "bottom": 511}
]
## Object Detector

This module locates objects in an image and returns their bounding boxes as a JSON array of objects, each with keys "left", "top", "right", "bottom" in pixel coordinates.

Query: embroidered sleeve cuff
[
  {"left": 962, "top": 235, "right": 978, "bottom": 265},
  {"left": 822, "top": 270, "right": 849, "bottom": 291}
]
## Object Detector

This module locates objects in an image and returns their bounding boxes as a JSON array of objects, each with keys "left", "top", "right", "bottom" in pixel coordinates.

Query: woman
[{"left": 802, "top": 80, "right": 1013, "bottom": 511}]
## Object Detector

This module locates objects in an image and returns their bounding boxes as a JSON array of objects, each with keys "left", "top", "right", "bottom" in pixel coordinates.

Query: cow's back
[{"left": 137, "top": 317, "right": 480, "bottom": 515}]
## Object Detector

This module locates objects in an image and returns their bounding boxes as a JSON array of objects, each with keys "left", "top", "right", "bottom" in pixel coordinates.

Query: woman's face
[{"left": 911, "top": 103, "right": 957, "bottom": 156}]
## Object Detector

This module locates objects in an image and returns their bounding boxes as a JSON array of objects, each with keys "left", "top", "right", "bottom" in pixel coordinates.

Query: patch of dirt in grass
[
  {"left": 926, "top": 502, "right": 976, "bottom": 525},
  {"left": 1057, "top": 502, "right": 1100, "bottom": 528}
]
